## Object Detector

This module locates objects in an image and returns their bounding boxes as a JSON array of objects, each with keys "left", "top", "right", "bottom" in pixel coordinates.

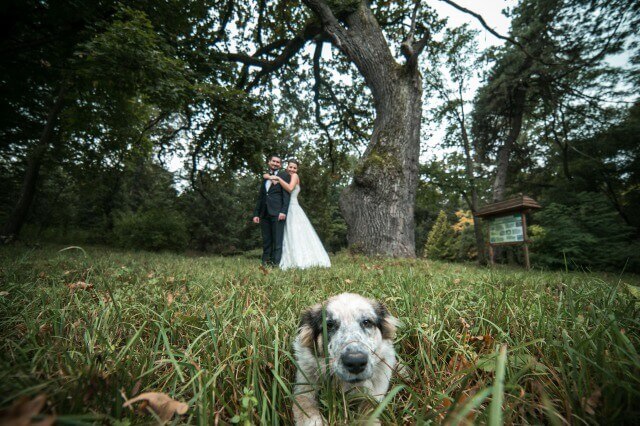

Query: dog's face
[{"left": 298, "top": 293, "right": 398, "bottom": 383}]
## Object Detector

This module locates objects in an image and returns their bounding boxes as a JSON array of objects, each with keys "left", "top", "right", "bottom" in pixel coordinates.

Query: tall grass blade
[{"left": 488, "top": 344, "right": 508, "bottom": 426}]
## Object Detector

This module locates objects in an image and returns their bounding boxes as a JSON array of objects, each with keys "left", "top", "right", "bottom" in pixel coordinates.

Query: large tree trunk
[
  {"left": 304, "top": 0, "right": 423, "bottom": 257},
  {"left": 340, "top": 71, "right": 422, "bottom": 257},
  {"left": 491, "top": 84, "right": 527, "bottom": 203},
  {"left": 1, "top": 85, "right": 67, "bottom": 242}
]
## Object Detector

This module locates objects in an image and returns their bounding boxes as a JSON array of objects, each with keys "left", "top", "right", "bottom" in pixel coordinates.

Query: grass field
[{"left": 1, "top": 244, "right": 639, "bottom": 425}]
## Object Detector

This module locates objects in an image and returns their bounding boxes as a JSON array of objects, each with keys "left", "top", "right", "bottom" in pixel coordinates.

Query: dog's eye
[
  {"left": 325, "top": 320, "right": 336, "bottom": 331},
  {"left": 361, "top": 319, "right": 374, "bottom": 328}
]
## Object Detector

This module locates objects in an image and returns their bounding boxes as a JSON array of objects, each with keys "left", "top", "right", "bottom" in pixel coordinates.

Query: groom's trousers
[{"left": 261, "top": 215, "right": 285, "bottom": 266}]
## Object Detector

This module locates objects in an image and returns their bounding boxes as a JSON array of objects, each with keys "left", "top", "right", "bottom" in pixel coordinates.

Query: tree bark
[
  {"left": 491, "top": 84, "right": 527, "bottom": 203},
  {"left": 1, "top": 84, "right": 67, "bottom": 242},
  {"left": 303, "top": 1, "right": 423, "bottom": 257},
  {"left": 459, "top": 119, "right": 487, "bottom": 265},
  {"left": 340, "top": 70, "right": 422, "bottom": 257}
]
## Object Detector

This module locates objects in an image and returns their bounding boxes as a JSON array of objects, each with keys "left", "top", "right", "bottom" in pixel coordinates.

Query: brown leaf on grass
[
  {"left": 372, "top": 264, "right": 384, "bottom": 271},
  {"left": 0, "top": 291, "right": 9, "bottom": 297},
  {"left": 38, "top": 272, "right": 46, "bottom": 279},
  {"left": 581, "top": 386, "right": 601, "bottom": 416},
  {"left": 344, "top": 279, "right": 353, "bottom": 284},
  {"left": 448, "top": 353, "right": 471, "bottom": 373},
  {"left": 453, "top": 278, "right": 461, "bottom": 284},
  {"left": 123, "top": 392, "right": 188, "bottom": 422},
  {"left": 469, "top": 333, "right": 495, "bottom": 351},
  {"left": 38, "top": 324, "right": 52, "bottom": 336},
  {"left": 67, "top": 281, "right": 93, "bottom": 290},
  {"left": 166, "top": 276, "right": 175, "bottom": 284},
  {"left": 0, "top": 394, "right": 55, "bottom": 426},
  {"left": 459, "top": 317, "right": 471, "bottom": 329},
  {"left": 167, "top": 293, "right": 175, "bottom": 306},
  {"left": 146, "top": 272, "right": 155, "bottom": 279},
  {"left": 131, "top": 380, "right": 142, "bottom": 397},
  {"left": 259, "top": 265, "right": 270, "bottom": 275}
]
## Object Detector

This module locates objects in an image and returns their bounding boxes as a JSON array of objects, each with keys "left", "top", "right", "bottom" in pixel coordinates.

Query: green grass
[{"left": 1, "top": 244, "right": 639, "bottom": 424}]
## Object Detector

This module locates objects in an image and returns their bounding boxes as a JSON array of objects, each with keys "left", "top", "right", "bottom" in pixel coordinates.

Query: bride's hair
[{"left": 288, "top": 159, "right": 300, "bottom": 167}]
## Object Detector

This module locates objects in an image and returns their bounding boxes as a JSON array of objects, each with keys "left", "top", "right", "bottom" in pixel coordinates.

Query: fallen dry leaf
[
  {"left": 259, "top": 265, "right": 270, "bottom": 275},
  {"left": 344, "top": 279, "right": 353, "bottom": 284},
  {"left": 67, "top": 281, "right": 93, "bottom": 290},
  {"left": 581, "top": 386, "right": 601, "bottom": 416},
  {"left": 131, "top": 380, "right": 142, "bottom": 397},
  {"left": 167, "top": 293, "right": 175, "bottom": 306},
  {"left": 0, "top": 291, "right": 9, "bottom": 297},
  {"left": 123, "top": 392, "right": 188, "bottom": 422},
  {"left": 448, "top": 353, "right": 471, "bottom": 373},
  {"left": 38, "top": 324, "right": 52, "bottom": 335},
  {"left": 0, "top": 394, "right": 55, "bottom": 426},
  {"left": 166, "top": 276, "right": 175, "bottom": 283},
  {"left": 469, "top": 333, "right": 495, "bottom": 350},
  {"left": 459, "top": 317, "right": 471, "bottom": 329},
  {"left": 453, "top": 278, "right": 461, "bottom": 284}
]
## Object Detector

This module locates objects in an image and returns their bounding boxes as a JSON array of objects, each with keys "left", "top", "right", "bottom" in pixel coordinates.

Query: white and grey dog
[{"left": 292, "top": 293, "right": 399, "bottom": 425}]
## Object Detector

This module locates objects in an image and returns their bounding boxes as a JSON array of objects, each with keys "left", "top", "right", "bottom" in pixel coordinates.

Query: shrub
[
  {"left": 113, "top": 208, "right": 188, "bottom": 251},
  {"left": 531, "top": 192, "right": 640, "bottom": 271},
  {"left": 450, "top": 210, "right": 478, "bottom": 261}
]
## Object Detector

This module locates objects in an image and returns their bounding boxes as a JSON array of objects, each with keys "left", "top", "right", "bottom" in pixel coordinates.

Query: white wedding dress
[{"left": 280, "top": 185, "right": 331, "bottom": 270}]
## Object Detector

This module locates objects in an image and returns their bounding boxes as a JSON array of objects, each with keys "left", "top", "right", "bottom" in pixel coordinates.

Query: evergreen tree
[{"left": 423, "top": 210, "right": 454, "bottom": 260}]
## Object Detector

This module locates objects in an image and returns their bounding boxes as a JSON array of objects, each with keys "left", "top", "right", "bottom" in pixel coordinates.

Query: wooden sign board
[
  {"left": 489, "top": 213, "right": 524, "bottom": 244},
  {"left": 475, "top": 195, "right": 542, "bottom": 269}
]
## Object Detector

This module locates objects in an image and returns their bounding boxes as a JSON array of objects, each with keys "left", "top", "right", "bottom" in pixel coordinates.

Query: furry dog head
[{"left": 296, "top": 293, "right": 399, "bottom": 383}]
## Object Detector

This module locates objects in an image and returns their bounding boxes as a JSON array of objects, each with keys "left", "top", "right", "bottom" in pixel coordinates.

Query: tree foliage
[
  {"left": 530, "top": 192, "right": 639, "bottom": 271},
  {"left": 423, "top": 210, "right": 455, "bottom": 261}
]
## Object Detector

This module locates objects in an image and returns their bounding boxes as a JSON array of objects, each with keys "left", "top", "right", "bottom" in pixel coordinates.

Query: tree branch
[
  {"left": 437, "top": 0, "right": 523, "bottom": 49},
  {"left": 400, "top": 1, "right": 431, "bottom": 66},
  {"left": 219, "top": 21, "right": 322, "bottom": 90},
  {"left": 212, "top": 0, "right": 235, "bottom": 44},
  {"left": 401, "top": 0, "right": 421, "bottom": 62},
  {"left": 312, "top": 40, "right": 336, "bottom": 172},
  {"left": 302, "top": 0, "right": 349, "bottom": 50}
]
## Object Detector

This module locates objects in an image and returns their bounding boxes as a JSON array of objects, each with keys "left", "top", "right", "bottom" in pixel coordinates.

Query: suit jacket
[{"left": 253, "top": 170, "right": 291, "bottom": 218}]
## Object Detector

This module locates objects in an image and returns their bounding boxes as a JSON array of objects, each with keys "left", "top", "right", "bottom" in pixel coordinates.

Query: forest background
[{"left": 2, "top": 0, "right": 639, "bottom": 272}]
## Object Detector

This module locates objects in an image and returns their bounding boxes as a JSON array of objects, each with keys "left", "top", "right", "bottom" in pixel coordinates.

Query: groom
[{"left": 253, "top": 154, "right": 291, "bottom": 267}]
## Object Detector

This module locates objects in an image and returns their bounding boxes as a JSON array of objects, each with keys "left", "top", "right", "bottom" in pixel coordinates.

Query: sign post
[{"left": 475, "top": 195, "right": 541, "bottom": 269}]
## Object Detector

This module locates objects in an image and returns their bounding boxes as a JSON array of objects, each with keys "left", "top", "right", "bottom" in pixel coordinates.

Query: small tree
[{"left": 423, "top": 210, "right": 455, "bottom": 260}]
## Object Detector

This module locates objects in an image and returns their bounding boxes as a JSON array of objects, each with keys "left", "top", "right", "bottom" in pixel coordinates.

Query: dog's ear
[
  {"left": 298, "top": 303, "right": 322, "bottom": 349},
  {"left": 374, "top": 301, "right": 400, "bottom": 340}
]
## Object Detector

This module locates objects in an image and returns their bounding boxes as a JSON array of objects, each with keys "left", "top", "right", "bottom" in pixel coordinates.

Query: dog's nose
[{"left": 341, "top": 351, "right": 368, "bottom": 374}]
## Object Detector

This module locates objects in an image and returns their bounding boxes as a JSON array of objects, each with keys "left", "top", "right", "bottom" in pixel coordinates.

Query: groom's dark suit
[{"left": 253, "top": 170, "right": 291, "bottom": 266}]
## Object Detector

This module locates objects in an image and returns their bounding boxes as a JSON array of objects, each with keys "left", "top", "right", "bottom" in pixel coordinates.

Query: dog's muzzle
[{"left": 340, "top": 350, "right": 369, "bottom": 374}]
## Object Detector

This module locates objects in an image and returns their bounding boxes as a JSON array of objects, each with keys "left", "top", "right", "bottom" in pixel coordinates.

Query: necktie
[{"left": 266, "top": 170, "right": 277, "bottom": 191}]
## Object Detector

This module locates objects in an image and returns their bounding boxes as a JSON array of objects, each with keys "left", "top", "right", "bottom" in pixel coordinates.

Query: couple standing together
[{"left": 252, "top": 155, "right": 331, "bottom": 270}]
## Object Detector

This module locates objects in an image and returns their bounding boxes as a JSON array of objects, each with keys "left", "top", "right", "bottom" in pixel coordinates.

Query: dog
[{"left": 292, "top": 293, "right": 399, "bottom": 425}]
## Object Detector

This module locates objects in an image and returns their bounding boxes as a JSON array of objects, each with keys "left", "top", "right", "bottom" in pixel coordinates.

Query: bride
[{"left": 264, "top": 159, "right": 331, "bottom": 270}]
